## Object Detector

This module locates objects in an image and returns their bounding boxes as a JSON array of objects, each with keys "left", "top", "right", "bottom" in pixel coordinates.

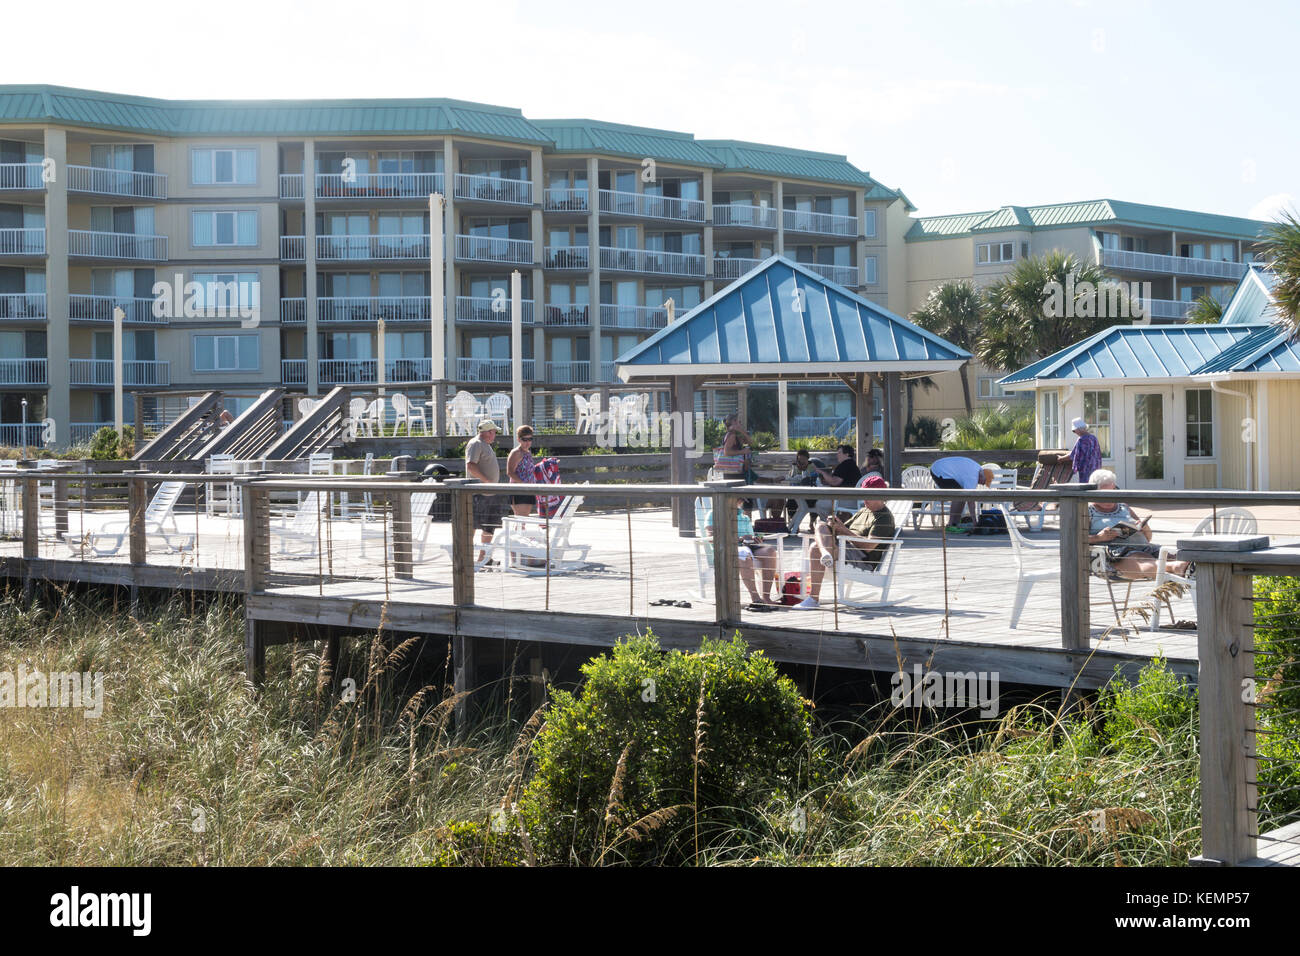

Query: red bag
[{"left": 781, "top": 572, "right": 803, "bottom": 606}]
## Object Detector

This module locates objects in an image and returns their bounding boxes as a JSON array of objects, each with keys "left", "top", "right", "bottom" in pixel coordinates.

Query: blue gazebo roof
[{"left": 615, "top": 256, "right": 971, "bottom": 381}]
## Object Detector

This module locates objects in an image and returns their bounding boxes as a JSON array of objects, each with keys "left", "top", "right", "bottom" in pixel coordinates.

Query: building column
[
  {"left": 43, "top": 128, "right": 69, "bottom": 444},
  {"left": 587, "top": 157, "right": 601, "bottom": 383},
  {"left": 443, "top": 137, "right": 457, "bottom": 381},
  {"left": 303, "top": 139, "right": 319, "bottom": 394},
  {"left": 853, "top": 186, "right": 866, "bottom": 291},
  {"left": 703, "top": 168, "right": 714, "bottom": 299},
  {"left": 529, "top": 147, "right": 545, "bottom": 387},
  {"left": 774, "top": 180, "right": 784, "bottom": 256}
]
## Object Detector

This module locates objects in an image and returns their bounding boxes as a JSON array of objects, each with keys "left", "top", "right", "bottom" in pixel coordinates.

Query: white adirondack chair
[
  {"left": 82, "top": 480, "right": 195, "bottom": 556},
  {"left": 797, "top": 505, "right": 907, "bottom": 607},
  {"left": 996, "top": 505, "right": 1059, "bottom": 629},
  {"left": 270, "top": 491, "right": 325, "bottom": 555},
  {"left": 359, "top": 488, "right": 441, "bottom": 560},
  {"left": 1149, "top": 507, "right": 1257, "bottom": 630},
  {"left": 478, "top": 487, "right": 591, "bottom": 574}
]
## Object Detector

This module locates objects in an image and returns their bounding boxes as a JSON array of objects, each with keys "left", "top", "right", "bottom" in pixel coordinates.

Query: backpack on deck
[
  {"left": 971, "top": 510, "right": 1008, "bottom": 535},
  {"left": 781, "top": 572, "right": 803, "bottom": 605}
]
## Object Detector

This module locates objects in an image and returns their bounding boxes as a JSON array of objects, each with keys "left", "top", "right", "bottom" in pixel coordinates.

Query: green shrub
[
  {"left": 941, "top": 403, "right": 1035, "bottom": 451},
  {"left": 1254, "top": 576, "right": 1300, "bottom": 823},
  {"left": 701, "top": 418, "right": 727, "bottom": 451},
  {"left": 750, "top": 430, "right": 776, "bottom": 452},
  {"left": 89, "top": 425, "right": 134, "bottom": 460},
  {"left": 906, "top": 416, "right": 942, "bottom": 447},
  {"left": 426, "top": 819, "right": 530, "bottom": 867},
  {"left": 520, "top": 633, "right": 815, "bottom": 864},
  {"left": 1097, "top": 655, "right": 1197, "bottom": 755},
  {"left": 792, "top": 435, "right": 839, "bottom": 452}
]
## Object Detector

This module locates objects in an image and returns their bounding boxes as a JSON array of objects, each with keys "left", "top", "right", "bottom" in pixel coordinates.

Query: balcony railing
[
  {"left": 455, "top": 234, "right": 533, "bottom": 265},
  {"left": 0, "top": 163, "right": 44, "bottom": 191},
  {"left": 70, "top": 422, "right": 113, "bottom": 445},
  {"left": 543, "top": 187, "right": 589, "bottom": 212},
  {"left": 599, "top": 303, "right": 669, "bottom": 331},
  {"left": 0, "top": 423, "right": 49, "bottom": 447},
  {"left": 68, "top": 294, "right": 167, "bottom": 324},
  {"left": 279, "top": 174, "right": 305, "bottom": 199},
  {"left": 0, "top": 358, "right": 46, "bottom": 386},
  {"left": 69, "top": 359, "right": 170, "bottom": 387},
  {"left": 543, "top": 304, "right": 590, "bottom": 327},
  {"left": 599, "top": 246, "right": 705, "bottom": 277},
  {"left": 598, "top": 189, "right": 705, "bottom": 222},
  {"left": 546, "top": 360, "right": 590, "bottom": 384},
  {"left": 600, "top": 361, "right": 615, "bottom": 382},
  {"left": 456, "top": 296, "right": 535, "bottom": 325},
  {"left": 281, "top": 359, "right": 307, "bottom": 385},
  {"left": 317, "top": 234, "right": 429, "bottom": 260},
  {"left": 456, "top": 357, "right": 535, "bottom": 383},
  {"left": 280, "top": 299, "right": 305, "bottom": 324},
  {"left": 0, "top": 228, "right": 45, "bottom": 256},
  {"left": 782, "top": 208, "right": 858, "bottom": 237},
  {"left": 803, "top": 261, "right": 859, "bottom": 286},
  {"left": 0, "top": 292, "right": 46, "bottom": 320},
  {"left": 1141, "top": 298, "right": 1196, "bottom": 320},
  {"left": 314, "top": 172, "right": 444, "bottom": 199},
  {"left": 68, "top": 230, "right": 167, "bottom": 261},
  {"left": 544, "top": 244, "right": 589, "bottom": 270},
  {"left": 712, "top": 256, "right": 762, "bottom": 280},
  {"left": 319, "top": 358, "right": 434, "bottom": 385},
  {"left": 711, "top": 202, "right": 777, "bottom": 230},
  {"left": 1102, "top": 249, "right": 1249, "bottom": 281},
  {"left": 67, "top": 165, "right": 167, "bottom": 200},
  {"left": 454, "top": 173, "right": 532, "bottom": 206},
  {"left": 324, "top": 296, "right": 432, "bottom": 323}
]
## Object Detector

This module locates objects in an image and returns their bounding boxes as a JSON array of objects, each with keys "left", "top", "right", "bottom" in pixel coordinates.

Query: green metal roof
[
  {"left": 0, "top": 84, "right": 552, "bottom": 143},
  {"left": 698, "top": 139, "right": 876, "bottom": 188},
  {"left": 532, "top": 118, "right": 721, "bottom": 167},
  {"left": 907, "top": 198, "right": 1270, "bottom": 242}
]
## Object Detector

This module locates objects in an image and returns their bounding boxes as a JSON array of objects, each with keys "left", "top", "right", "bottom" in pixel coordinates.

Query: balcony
[
  {"left": 543, "top": 304, "right": 590, "bottom": 328},
  {"left": 1102, "top": 249, "right": 1249, "bottom": 281},
  {"left": 455, "top": 234, "right": 533, "bottom": 266},
  {"left": 69, "top": 359, "right": 170, "bottom": 387},
  {"left": 325, "top": 296, "right": 432, "bottom": 323},
  {"left": 319, "top": 358, "right": 434, "bottom": 385},
  {"left": 712, "top": 256, "right": 762, "bottom": 280},
  {"left": 68, "top": 230, "right": 167, "bottom": 261},
  {"left": 802, "top": 261, "right": 858, "bottom": 286},
  {"left": 279, "top": 174, "right": 305, "bottom": 200},
  {"left": 599, "top": 246, "right": 705, "bottom": 278},
  {"left": 546, "top": 360, "right": 590, "bottom": 384},
  {"left": 456, "top": 296, "right": 535, "bottom": 325},
  {"left": 544, "top": 244, "right": 589, "bottom": 270},
  {"left": 456, "top": 357, "right": 535, "bottom": 383},
  {"left": 68, "top": 294, "right": 167, "bottom": 324},
  {"left": 0, "top": 228, "right": 45, "bottom": 257},
  {"left": 543, "top": 187, "right": 589, "bottom": 213},
  {"left": 281, "top": 359, "right": 307, "bottom": 385},
  {"left": 1141, "top": 298, "right": 1196, "bottom": 321},
  {"left": 313, "top": 172, "right": 444, "bottom": 200},
  {"left": 67, "top": 165, "right": 167, "bottom": 200},
  {"left": 0, "top": 292, "right": 46, "bottom": 321},
  {"left": 782, "top": 208, "right": 858, "bottom": 237},
  {"left": 0, "top": 358, "right": 46, "bottom": 386},
  {"left": 0, "top": 163, "right": 44, "bottom": 191},
  {"left": 454, "top": 173, "right": 532, "bottom": 206},
  {"left": 599, "top": 304, "right": 668, "bottom": 331},
  {"left": 281, "top": 236, "right": 305, "bottom": 260},
  {"left": 0, "top": 423, "right": 49, "bottom": 446},
  {"left": 711, "top": 202, "right": 777, "bottom": 230},
  {"left": 317, "top": 234, "right": 429, "bottom": 261},
  {"left": 281, "top": 299, "right": 306, "bottom": 324},
  {"left": 598, "top": 189, "right": 705, "bottom": 223}
]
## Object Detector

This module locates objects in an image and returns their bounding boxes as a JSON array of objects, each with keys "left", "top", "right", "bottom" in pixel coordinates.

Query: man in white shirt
[{"left": 929, "top": 456, "right": 994, "bottom": 528}]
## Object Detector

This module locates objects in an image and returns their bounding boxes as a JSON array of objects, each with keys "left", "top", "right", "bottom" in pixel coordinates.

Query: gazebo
[{"left": 614, "top": 255, "right": 971, "bottom": 531}]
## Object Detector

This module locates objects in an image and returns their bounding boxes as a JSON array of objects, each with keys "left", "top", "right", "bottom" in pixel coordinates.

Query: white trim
[{"left": 617, "top": 359, "right": 967, "bottom": 381}]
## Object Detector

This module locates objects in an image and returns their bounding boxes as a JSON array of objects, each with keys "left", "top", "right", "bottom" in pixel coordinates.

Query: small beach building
[{"left": 997, "top": 264, "right": 1300, "bottom": 490}]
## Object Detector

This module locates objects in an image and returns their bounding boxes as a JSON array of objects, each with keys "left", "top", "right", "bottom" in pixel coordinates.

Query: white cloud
[{"left": 1248, "top": 193, "right": 1296, "bottom": 222}]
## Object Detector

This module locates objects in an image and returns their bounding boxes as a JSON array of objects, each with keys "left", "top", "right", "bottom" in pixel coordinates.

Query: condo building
[{"left": 0, "top": 85, "right": 1273, "bottom": 447}]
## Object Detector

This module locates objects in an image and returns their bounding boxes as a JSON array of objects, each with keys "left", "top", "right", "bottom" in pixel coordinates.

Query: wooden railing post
[
  {"left": 128, "top": 474, "right": 147, "bottom": 566},
  {"left": 21, "top": 476, "right": 38, "bottom": 560},
  {"left": 707, "top": 479, "right": 745, "bottom": 625},
  {"left": 241, "top": 480, "right": 270, "bottom": 594},
  {"left": 445, "top": 479, "right": 476, "bottom": 607},
  {"left": 1053, "top": 483, "right": 1094, "bottom": 651},
  {"left": 392, "top": 486, "right": 413, "bottom": 580},
  {"left": 54, "top": 474, "right": 69, "bottom": 538}
]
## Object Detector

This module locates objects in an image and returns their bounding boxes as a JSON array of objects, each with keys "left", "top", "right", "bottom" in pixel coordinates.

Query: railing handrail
[{"left": 67, "top": 164, "right": 168, "bottom": 199}]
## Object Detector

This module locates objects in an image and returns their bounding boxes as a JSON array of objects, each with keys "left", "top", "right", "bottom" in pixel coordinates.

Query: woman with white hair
[
  {"left": 1059, "top": 417, "right": 1102, "bottom": 480},
  {"left": 1087, "top": 468, "right": 1189, "bottom": 579}
]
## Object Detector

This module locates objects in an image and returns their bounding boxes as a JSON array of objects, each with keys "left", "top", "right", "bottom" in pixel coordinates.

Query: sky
[{"left": 3, "top": 0, "right": 1296, "bottom": 222}]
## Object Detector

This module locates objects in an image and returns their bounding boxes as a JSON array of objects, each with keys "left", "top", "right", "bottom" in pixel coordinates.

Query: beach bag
[
  {"left": 533, "top": 457, "right": 563, "bottom": 517},
  {"left": 781, "top": 572, "right": 803, "bottom": 605},
  {"left": 712, "top": 446, "right": 746, "bottom": 472}
]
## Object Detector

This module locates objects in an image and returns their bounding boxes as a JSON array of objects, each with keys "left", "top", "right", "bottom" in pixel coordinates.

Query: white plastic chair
[
  {"left": 1150, "top": 507, "right": 1258, "bottom": 630},
  {"left": 206, "top": 453, "right": 239, "bottom": 517},
  {"left": 392, "top": 393, "right": 428, "bottom": 436},
  {"left": 484, "top": 392, "right": 512, "bottom": 434},
  {"left": 447, "top": 391, "right": 481, "bottom": 436},
  {"left": 997, "top": 505, "right": 1059, "bottom": 629},
  {"left": 573, "top": 394, "right": 593, "bottom": 435},
  {"left": 348, "top": 397, "right": 371, "bottom": 437},
  {"left": 798, "top": 512, "right": 905, "bottom": 607},
  {"left": 365, "top": 397, "right": 386, "bottom": 437},
  {"left": 901, "top": 465, "right": 944, "bottom": 530}
]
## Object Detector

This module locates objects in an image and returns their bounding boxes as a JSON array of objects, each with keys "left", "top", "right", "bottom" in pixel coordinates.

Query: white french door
[{"left": 1122, "top": 386, "right": 1176, "bottom": 488}]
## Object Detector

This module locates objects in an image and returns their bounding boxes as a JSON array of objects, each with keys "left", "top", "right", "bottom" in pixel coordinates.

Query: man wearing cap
[
  {"left": 1058, "top": 417, "right": 1102, "bottom": 482},
  {"left": 465, "top": 419, "right": 505, "bottom": 566},
  {"left": 794, "top": 475, "right": 896, "bottom": 610}
]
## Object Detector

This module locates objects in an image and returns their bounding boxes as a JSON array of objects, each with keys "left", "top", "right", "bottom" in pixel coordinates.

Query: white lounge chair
[
  {"left": 80, "top": 480, "right": 195, "bottom": 556},
  {"left": 997, "top": 504, "right": 1059, "bottom": 629},
  {"left": 1149, "top": 507, "right": 1257, "bottom": 630}
]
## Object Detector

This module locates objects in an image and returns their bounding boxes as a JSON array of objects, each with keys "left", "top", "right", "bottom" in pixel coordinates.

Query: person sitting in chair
[
  {"left": 794, "top": 476, "right": 895, "bottom": 610},
  {"left": 707, "top": 499, "right": 783, "bottom": 606},
  {"left": 1087, "top": 468, "right": 1189, "bottom": 580}
]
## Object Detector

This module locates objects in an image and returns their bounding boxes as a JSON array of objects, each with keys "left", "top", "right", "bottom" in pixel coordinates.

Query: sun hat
[
  {"left": 477, "top": 419, "right": 499, "bottom": 433},
  {"left": 1071, "top": 417, "right": 1088, "bottom": 431}
]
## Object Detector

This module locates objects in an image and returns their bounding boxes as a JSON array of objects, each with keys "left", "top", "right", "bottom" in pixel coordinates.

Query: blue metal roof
[
  {"left": 616, "top": 256, "right": 970, "bottom": 379},
  {"left": 1222, "top": 264, "right": 1280, "bottom": 325},
  {"left": 998, "top": 323, "right": 1298, "bottom": 386}
]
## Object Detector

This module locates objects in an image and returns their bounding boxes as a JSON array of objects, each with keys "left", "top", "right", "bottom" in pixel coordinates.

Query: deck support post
[
  {"left": 245, "top": 618, "right": 266, "bottom": 687},
  {"left": 883, "top": 372, "right": 903, "bottom": 487},
  {"left": 21, "top": 476, "right": 38, "bottom": 561},
  {"left": 707, "top": 479, "right": 745, "bottom": 625},
  {"left": 128, "top": 475, "right": 147, "bottom": 567},
  {"left": 446, "top": 480, "right": 476, "bottom": 607},
  {"left": 453, "top": 634, "right": 474, "bottom": 733},
  {"left": 242, "top": 480, "right": 271, "bottom": 685},
  {"left": 1054, "top": 484, "right": 1094, "bottom": 654}
]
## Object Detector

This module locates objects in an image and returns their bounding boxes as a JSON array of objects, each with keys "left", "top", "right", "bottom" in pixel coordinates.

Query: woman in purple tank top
[{"left": 506, "top": 424, "right": 536, "bottom": 516}]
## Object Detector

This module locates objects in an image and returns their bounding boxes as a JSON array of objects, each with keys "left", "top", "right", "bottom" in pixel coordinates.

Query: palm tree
[
  {"left": 911, "top": 280, "right": 983, "bottom": 415},
  {"left": 978, "top": 251, "right": 1123, "bottom": 371},
  {"left": 1186, "top": 294, "right": 1224, "bottom": 324},
  {"left": 1258, "top": 209, "right": 1300, "bottom": 339}
]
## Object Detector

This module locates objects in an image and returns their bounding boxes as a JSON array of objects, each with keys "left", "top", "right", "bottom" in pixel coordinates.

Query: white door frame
[{"left": 1122, "top": 385, "right": 1177, "bottom": 488}]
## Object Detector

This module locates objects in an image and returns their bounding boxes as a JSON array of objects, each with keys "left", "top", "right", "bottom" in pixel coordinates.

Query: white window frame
[
  {"left": 863, "top": 209, "right": 877, "bottom": 238},
  {"left": 190, "top": 147, "right": 258, "bottom": 186},
  {"left": 976, "top": 241, "right": 1015, "bottom": 265},
  {"left": 863, "top": 256, "right": 878, "bottom": 286},
  {"left": 1040, "top": 390, "right": 1060, "bottom": 449},
  {"left": 193, "top": 333, "right": 260, "bottom": 373},
  {"left": 191, "top": 209, "right": 259, "bottom": 248},
  {"left": 1082, "top": 389, "right": 1113, "bottom": 459},
  {"left": 1185, "top": 387, "right": 1216, "bottom": 460}
]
